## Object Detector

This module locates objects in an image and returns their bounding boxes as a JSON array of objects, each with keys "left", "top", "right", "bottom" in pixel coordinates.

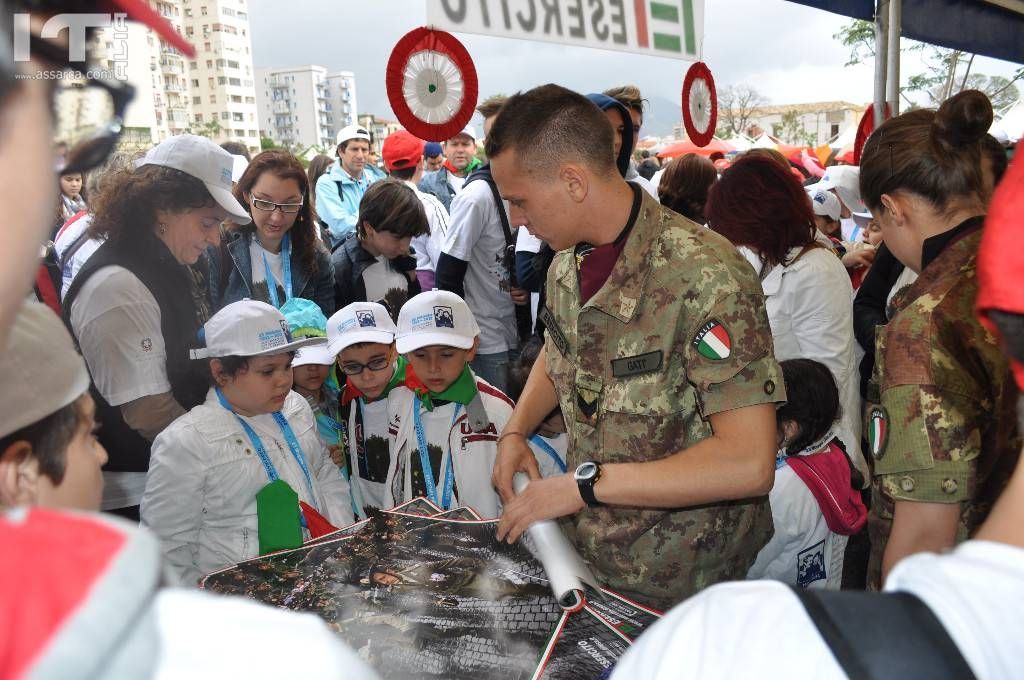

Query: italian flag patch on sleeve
[{"left": 692, "top": 320, "right": 731, "bottom": 360}]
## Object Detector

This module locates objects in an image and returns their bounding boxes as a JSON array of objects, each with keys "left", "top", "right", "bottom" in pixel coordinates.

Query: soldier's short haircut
[{"left": 484, "top": 84, "right": 617, "bottom": 179}]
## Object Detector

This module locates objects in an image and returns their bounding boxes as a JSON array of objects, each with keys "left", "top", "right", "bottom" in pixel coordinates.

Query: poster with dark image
[
  {"left": 586, "top": 588, "right": 663, "bottom": 641},
  {"left": 532, "top": 607, "right": 632, "bottom": 680},
  {"left": 203, "top": 514, "right": 565, "bottom": 679},
  {"left": 432, "top": 507, "right": 483, "bottom": 521}
]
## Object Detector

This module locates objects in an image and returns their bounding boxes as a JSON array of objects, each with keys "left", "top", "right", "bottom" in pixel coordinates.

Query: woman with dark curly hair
[
  {"left": 214, "top": 149, "right": 335, "bottom": 316},
  {"left": 63, "top": 134, "right": 251, "bottom": 519},
  {"left": 658, "top": 153, "right": 717, "bottom": 224}
]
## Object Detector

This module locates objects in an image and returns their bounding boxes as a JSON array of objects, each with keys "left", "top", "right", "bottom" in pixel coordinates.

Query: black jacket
[{"left": 330, "top": 231, "right": 420, "bottom": 318}]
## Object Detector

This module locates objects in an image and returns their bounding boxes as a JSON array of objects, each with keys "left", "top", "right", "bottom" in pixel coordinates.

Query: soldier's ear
[{"left": 559, "top": 163, "right": 588, "bottom": 204}]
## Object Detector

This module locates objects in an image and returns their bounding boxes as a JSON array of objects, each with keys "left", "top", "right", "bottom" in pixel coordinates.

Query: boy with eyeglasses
[{"left": 326, "top": 302, "right": 408, "bottom": 519}]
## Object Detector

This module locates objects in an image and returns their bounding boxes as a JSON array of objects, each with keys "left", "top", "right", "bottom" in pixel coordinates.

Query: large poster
[{"left": 203, "top": 502, "right": 661, "bottom": 678}]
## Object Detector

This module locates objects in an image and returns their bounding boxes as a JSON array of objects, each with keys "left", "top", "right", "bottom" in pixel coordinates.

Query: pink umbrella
[{"left": 657, "top": 136, "right": 735, "bottom": 159}]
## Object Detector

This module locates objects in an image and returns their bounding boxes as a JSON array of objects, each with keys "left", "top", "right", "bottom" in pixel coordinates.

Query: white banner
[{"left": 427, "top": 0, "right": 703, "bottom": 61}]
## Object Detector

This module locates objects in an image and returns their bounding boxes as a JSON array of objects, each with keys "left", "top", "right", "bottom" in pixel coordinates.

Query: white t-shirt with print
[
  {"left": 69, "top": 265, "right": 169, "bottom": 510},
  {"left": 442, "top": 179, "right": 517, "bottom": 354},
  {"left": 347, "top": 397, "right": 392, "bottom": 515},
  {"left": 361, "top": 255, "right": 410, "bottom": 319},
  {"left": 405, "top": 180, "right": 451, "bottom": 274}
]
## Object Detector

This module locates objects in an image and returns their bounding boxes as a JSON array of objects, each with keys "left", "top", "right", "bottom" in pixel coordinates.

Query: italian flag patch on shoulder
[{"left": 692, "top": 320, "right": 731, "bottom": 360}]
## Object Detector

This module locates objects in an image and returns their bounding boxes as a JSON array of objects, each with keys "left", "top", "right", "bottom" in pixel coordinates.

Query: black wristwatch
[{"left": 574, "top": 461, "right": 603, "bottom": 508}]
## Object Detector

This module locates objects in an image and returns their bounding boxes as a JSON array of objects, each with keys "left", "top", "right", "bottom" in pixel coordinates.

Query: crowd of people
[{"left": 2, "top": 3, "right": 1023, "bottom": 678}]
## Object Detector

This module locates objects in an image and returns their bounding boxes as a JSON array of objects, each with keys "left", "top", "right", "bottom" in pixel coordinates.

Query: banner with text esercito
[{"left": 427, "top": 0, "right": 703, "bottom": 61}]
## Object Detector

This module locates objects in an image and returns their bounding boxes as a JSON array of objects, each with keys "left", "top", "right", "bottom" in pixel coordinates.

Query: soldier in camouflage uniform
[
  {"left": 865, "top": 221, "right": 1021, "bottom": 587},
  {"left": 859, "top": 90, "right": 1021, "bottom": 588},
  {"left": 485, "top": 85, "right": 786, "bottom": 611}
]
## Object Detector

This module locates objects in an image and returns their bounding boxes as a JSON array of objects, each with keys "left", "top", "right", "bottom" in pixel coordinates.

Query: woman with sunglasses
[{"left": 214, "top": 150, "right": 335, "bottom": 316}]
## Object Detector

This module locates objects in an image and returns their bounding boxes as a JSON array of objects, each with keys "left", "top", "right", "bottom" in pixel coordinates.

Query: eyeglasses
[
  {"left": 339, "top": 356, "right": 391, "bottom": 376},
  {"left": 250, "top": 197, "right": 304, "bottom": 214},
  {"left": 11, "top": 28, "right": 136, "bottom": 175}
]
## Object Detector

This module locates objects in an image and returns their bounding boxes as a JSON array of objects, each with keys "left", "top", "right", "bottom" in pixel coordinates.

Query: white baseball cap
[
  {"left": 0, "top": 301, "right": 91, "bottom": 439},
  {"left": 190, "top": 300, "right": 325, "bottom": 359},
  {"left": 293, "top": 345, "right": 337, "bottom": 367},
  {"left": 137, "top": 134, "right": 251, "bottom": 224},
  {"left": 450, "top": 125, "right": 477, "bottom": 142},
  {"left": 231, "top": 154, "right": 249, "bottom": 182},
  {"left": 806, "top": 185, "right": 842, "bottom": 221},
  {"left": 396, "top": 290, "right": 479, "bottom": 354},
  {"left": 336, "top": 124, "right": 371, "bottom": 146},
  {"left": 818, "top": 165, "right": 867, "bottom": 214},
  {"left": 326, "top": 302, "right": 398, "bottom": 356}
]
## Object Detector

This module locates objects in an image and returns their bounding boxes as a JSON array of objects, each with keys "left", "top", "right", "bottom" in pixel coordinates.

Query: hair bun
[{"left": 932, "top": 90, "right": 993, "bottom": 153}]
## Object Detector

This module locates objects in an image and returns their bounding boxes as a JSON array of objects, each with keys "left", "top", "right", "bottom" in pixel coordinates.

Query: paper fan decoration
[
  {"left": 681, "top": 62, "right": 717, "bottom": 148},
  {"left": 386, "top": 27, "right": 479, "bottom": 142}
]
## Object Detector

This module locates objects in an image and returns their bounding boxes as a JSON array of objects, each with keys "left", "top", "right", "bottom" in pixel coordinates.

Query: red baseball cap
[
  {"left": 106, "top": 0, "right": 196, "bottom": 57},
  {"left": 382, "top": 130, "right": 425, "bottom": 172}
]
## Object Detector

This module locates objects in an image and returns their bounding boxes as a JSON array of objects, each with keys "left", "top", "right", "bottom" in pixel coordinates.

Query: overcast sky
[{"left": 246, "top": 0, "right": 1020, "bottom": 136}]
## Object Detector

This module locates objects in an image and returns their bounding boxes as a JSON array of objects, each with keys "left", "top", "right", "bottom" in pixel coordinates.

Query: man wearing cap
[
  {"left": 418, "top": 126, "right": 481, "bottom": 213},
  {"left": 315, "top": 124, "right": 381, "bottom": 246},
  {"left": 487, "top": 85, "right": 784, "bottom": 612},
  {"left": 382, "top": 130, "right": 451, "bottom": 291},
  {"left": 424, "top": 142, "right": 445, "bottom": 172}
]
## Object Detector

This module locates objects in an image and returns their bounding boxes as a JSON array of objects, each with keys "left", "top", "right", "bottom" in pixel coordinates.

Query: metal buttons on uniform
[
  {"left": 942, "top": 478, "right": 959, "bottom": 495},
  {"left": 764, "top": 380, "right": 776, "bottom": 396},
  {"left": 899, "top": 476, "right": 916, "bottom": 493}
]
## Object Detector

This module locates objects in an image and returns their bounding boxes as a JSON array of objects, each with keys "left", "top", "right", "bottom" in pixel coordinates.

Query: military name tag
[
  {"left": 539, "top": 306, "right": 569, "bottom": 357},
  {"left": 611, "top": 351, "right": 663, "bottom": 378}
]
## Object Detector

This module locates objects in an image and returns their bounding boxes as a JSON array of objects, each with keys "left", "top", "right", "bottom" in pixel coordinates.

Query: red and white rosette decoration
[
  {"left": 681, "top": 61, "right": 718, "bottom": 148},
  {"left": 385, "top": 27, "right": 479, "bottom": 142}
]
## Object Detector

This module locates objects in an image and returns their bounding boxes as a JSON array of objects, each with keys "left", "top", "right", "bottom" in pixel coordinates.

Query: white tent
[
  {"left": 724, "top": 134, "right": 753, "bottom": 151},
  {"left": 751, "top": 134, "right": 778, "bottom": 149},
  {"left": 830, "top": 125, "right": 857, "bottom": 150},
  {"left": 990, "top": 98, "right": 1024, "bottom": 145}
]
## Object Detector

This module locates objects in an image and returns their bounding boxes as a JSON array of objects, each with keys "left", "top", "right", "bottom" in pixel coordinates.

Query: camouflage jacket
[
  {"left": 866, "top": 225, "right": 1021, "bottom": 588},
  {"left": 542, "top": 190, "right": 785, "bottom": 611}
]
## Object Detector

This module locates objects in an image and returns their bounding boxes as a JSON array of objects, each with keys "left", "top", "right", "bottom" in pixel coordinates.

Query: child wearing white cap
[
  {"left": 141, "top": 300, "right": 354, "bottom": 585},
  {"left": 386, "top": 290, "right": 515, "bottom": 518},
  {"left": 325, "top": 302, "right": 407, "bottom": 518}
]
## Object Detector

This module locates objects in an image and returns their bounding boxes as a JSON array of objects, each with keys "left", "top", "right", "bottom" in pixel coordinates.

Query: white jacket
[
  {"left": 142, "top": 389, "right": 354, "bottom": 586},
  {"left": 746, "top": 461, "right": 847, "bottom": 589},
  {"left": 385, "top": 375, "right": 513, "bottom": 518},
  {"left": 741, "top": 244, "right": 868, "bottom": 482}
]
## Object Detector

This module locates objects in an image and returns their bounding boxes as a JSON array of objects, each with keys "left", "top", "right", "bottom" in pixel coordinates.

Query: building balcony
[
  {"left": 167, "top": 110, "right": 189, "bottom": 125},
  {"left": 267, "top": 75, "right": 288, "bottom": 89},
  {"left": 272, "top": 100, "right": 290, "bottom": 114},
  {"left": 160, "top": 59, "right": 184, "bottom": 75},
  {"left": 164, "top": 82, "right": 186, "bottom": 93}
]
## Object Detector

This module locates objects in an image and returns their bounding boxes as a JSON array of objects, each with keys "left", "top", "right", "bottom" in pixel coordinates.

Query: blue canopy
[{"left": 787, "top": 0, "right": 1024, "bottom": 64}]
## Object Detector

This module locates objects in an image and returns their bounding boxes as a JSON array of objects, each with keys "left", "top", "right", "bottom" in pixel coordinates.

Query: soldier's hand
[
  {"left": 492, "top": 432, "right": 542, "bottom": 503},
  {"left": 496, "top": 474, "right": 585, "bottom": 544}
]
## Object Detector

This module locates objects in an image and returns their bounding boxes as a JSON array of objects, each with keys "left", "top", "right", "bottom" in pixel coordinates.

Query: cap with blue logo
[
  {"left": 190, "top": 299, "right": 324, "bottom": 359},
  {"left": 326, "top": 302, "right": 398, "bottom": 356},
  {"left": 137, "top": 134, "right": 251, "bottom": 224},
  {"left": 806, "top": 185, "right": 842, "bottom": 221},
  {"left": 396, "top": 290, "right": 479, "bottom": 354}
]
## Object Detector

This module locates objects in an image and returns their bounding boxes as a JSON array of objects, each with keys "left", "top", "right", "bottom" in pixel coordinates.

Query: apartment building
[
  {"left": 256, "top": 66, "right": 357, "bottom": 151},
  {"left": 74, "top": 0, "right": 259, "bottom": 154},
  {"left": 357, "top": 113, "right": 402, "bottom": 151},
  {"left": 181, "top": 0, "right": 261, "bottom": 153}
]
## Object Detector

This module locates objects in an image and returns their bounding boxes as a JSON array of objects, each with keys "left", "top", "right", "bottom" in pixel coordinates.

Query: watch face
[{"left": 574, "top": 461, "right": 597, "bottom": 481}]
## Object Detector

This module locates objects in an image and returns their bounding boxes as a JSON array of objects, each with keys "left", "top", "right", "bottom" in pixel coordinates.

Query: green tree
[
  {"left": 834, "top": 20, "right": 1021, "bottom": 110},
  {"left": 776, "top": 110, "right": 815, "bottom": 146},
  {"left": 187, "top": 118, "right": 222, "bottom": 139},
  {"left": 260, "top": 136, "right": 279, "bottom": 150}
]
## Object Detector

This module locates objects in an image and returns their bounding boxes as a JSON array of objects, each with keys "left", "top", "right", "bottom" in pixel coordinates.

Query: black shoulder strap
[
  {"left": 793, "top": 588, "right": 976, "bottom": 680},
  {"left": 465, "top": 165, "right": 514, "bottom": 249},
  {"left": 56, "top": 229, "right": 92, "bottom": 273}
]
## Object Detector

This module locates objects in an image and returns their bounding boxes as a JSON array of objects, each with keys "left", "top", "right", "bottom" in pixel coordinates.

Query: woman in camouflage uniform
[{"left": 859, "top": 90, "right": 1021, "bottom": 587}]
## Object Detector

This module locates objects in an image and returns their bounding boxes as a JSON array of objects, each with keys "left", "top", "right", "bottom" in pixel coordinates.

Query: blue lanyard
[
  {"left": 412, "top": 401, "right": 461, "bottom": 510},
  {"left": 529, "top": 434, "right": 566, "bottom": 473},
  {"left": 215, "top": 387, "right": 319, "bottom": 514},
  {"left": 261, "top": 232, "right": 293, "bottom": 308}
]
